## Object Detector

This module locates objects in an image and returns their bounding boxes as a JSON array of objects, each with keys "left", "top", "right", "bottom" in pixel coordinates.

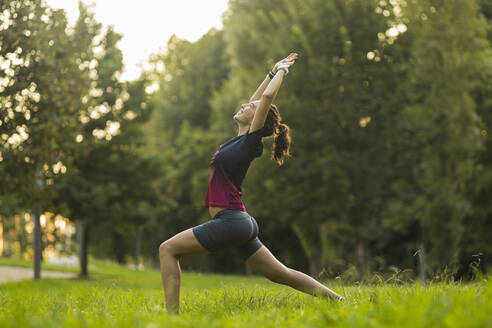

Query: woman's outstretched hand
[{"left": 272, "top": 52, "right": 299, "bottom": 73}]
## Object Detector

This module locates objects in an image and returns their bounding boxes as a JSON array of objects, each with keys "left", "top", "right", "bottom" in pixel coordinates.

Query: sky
[{"left": 45, "top": 0, "right": 229, "bottom": 81}]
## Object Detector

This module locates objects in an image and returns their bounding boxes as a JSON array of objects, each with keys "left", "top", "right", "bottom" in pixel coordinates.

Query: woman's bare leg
[
  {"left": 246, "top": 246, "right": 344, "bottom": 301},
  {"left": 159, "top": 228, "right": 209, "bottom": 314}
]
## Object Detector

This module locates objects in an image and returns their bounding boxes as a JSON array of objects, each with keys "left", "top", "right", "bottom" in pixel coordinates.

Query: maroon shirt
[{"left": 204, "top": 126, "right": 265, "bottom": 210}]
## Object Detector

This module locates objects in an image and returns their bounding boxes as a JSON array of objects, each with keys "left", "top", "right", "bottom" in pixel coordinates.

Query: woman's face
[{"left": 233, "top": 100, "right": 260, "bottom": 124}]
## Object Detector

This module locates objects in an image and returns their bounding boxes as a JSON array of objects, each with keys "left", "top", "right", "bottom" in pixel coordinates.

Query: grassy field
[{"left": 0, "top": 258, "right": 490, "bottom": 328}]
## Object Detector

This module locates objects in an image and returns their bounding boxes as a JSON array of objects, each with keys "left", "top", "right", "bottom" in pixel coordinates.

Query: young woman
[{"left": 159, "top": 52, "right": 345, "bottom": 314}]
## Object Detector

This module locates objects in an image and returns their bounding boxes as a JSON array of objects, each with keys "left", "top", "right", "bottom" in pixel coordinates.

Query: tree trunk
[
  {"left": 151, "top": 228, "right": 159, "bottom": 269},
  {"left": 77, "top": 221, "right": 89, "bottom": 279},
  {"left": 33, "top": 204, "right": 42, "bottom": 280},
  {"left": 418, "top": 243, "right": 427, "bottom": 284},
  {"left": 18, "top": 214, "right": 27, "bottom": 256},
  {"left": 356, "top": 240, "right": 365, "bottom": 281},
  {"left": 113, "top": 231, "right": 126, "bottom": 264},
  {"left": 0, "top": 216, "right": 3, "bottom": 256},
  {"left": 1, "top": 216, "right": 11, "bottom": 257},
  {"left": 135, "top": 226, "right": 143, "bottom": 270},
  {"left": 308, "top": 253, "right": 322, "bottom": 277}
]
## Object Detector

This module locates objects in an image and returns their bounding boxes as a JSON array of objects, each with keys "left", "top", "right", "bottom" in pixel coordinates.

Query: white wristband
[{"left": 277, "top": 64, "right": 289, "bottom": 75}]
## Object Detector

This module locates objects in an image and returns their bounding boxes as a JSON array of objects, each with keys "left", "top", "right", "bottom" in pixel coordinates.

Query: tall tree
[
  {"left": 52, "top": 11, "right": 160, "bottom": 276},
  {"left": 459, "top": 0, "right": 492, "bottom": 278},
  {"left": 393, "top": 0, "right": 490, "bottom": 279},
  {"left": 0, "top": 0, "right": 91, "bottom": 278}
]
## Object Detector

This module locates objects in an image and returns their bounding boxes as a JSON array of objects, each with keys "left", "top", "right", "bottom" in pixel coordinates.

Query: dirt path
[{"left": 0, "top": 266, "right": 76, "bottom": 283}]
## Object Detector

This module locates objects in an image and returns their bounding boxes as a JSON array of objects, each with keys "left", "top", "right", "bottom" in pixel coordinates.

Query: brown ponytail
[{"left": 260, "top": 104, "right": 292, "bottom": 166}]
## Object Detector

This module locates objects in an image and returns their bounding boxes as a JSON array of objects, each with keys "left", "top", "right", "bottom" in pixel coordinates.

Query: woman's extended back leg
[{"left": 245, "top": 245, "right": 344, "bottom": 301}]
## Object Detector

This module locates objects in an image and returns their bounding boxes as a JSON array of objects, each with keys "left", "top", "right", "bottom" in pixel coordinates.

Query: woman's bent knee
[{"left": 159, "top": 239, "right": 174, "bottom": 257}]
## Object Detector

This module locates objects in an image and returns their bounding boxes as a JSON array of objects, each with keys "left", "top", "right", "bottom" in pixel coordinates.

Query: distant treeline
[{"left": 1, "top": 0, "right": 491, "bottom": 281}]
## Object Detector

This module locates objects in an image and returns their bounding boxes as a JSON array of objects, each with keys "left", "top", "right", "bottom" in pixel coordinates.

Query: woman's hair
[{"left": 260, "top": 104, "right": 292, "bottom": 166}]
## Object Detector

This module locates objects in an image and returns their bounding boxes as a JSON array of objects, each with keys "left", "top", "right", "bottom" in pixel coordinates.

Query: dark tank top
[{"left": 204, "top": 126, "right": 265, "bottom": 210}]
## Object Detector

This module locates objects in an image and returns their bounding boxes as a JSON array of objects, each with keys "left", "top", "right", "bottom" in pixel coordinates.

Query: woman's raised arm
[
  {"left": 249, "top": 52, "right": 298, "bottom": 133},
  {"left": 249, "top": 53, "right": 299, "bottom": 102}
]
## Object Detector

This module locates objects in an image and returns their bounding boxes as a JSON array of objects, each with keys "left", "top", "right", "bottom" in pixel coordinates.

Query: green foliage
[
  {"left": 0, "top": 0, "right": 90, "bottom": 209},
  {"left": 51, "top": 9, "right": 160, "bottom": 266},
  {"left": 390, "top": 0, "right": 491, "bottom": 275},
  {"left": 2, "top": 0, "right": 492, "bottom": 282},
  {"left": 462, "top": 0, "right": 492, "bottom": 279},
  {"left": 0, "top": 1, "right": 160, "bottom": 269},
  {"left": 139, "top": 0, "right": 492, "bottom": 278}
]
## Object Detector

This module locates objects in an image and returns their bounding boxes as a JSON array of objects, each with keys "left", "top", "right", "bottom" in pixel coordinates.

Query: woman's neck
[{"left": 237, "top": 124, "right": 250, "bottom": 136}]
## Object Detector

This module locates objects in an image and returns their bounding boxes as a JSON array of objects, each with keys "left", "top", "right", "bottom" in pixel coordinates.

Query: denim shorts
[{"left": 192, "top": 209, "right": 263, "bottom": 260}]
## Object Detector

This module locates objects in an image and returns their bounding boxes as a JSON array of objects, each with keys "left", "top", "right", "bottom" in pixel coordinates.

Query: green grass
[{"left": 0, "top": 259, "right": 491, "bottom": 327}]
